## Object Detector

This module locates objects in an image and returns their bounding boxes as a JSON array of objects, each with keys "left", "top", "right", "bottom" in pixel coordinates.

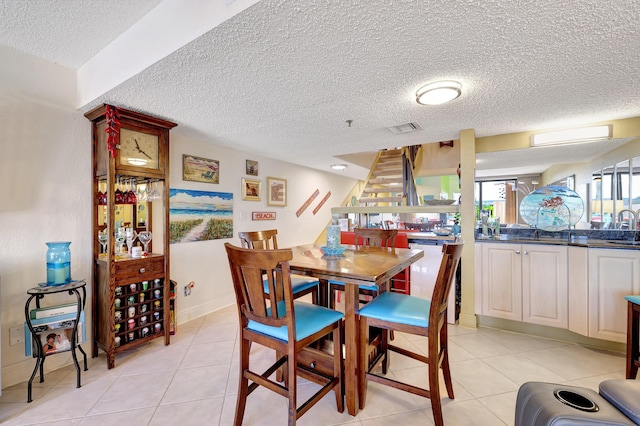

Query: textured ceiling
[{"left": 2, "top": 0, "right": 640, "bottom": 180}]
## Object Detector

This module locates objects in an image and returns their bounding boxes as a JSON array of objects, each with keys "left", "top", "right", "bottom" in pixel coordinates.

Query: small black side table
[{"left": 24, "top": 280, "right": 88, "bottom": 402}]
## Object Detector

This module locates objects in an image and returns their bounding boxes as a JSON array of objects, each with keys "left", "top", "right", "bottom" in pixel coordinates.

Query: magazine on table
[{"left": 25, "top": 311, "right": 85, "bottom": 357}]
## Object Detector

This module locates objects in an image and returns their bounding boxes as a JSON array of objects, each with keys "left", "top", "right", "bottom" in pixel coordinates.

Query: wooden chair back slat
[
  {"left": 238, "top": 229, "right": 279, "bottom": 250},
  {"left": 225, "top": 243, "right": 293, "bottom": 330},
  {"left": 353, "top": 228, "right": 398, "bottom": 248}
]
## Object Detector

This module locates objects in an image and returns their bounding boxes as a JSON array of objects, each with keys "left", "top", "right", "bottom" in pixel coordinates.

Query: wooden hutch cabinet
[{"left": 85, "top": 105, "right": 177, "bottom": 368}]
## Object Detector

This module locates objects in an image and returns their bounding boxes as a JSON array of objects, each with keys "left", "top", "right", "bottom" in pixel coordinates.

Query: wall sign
[{"left": 252, "top": 211, "right": 276, "bottom": 220}]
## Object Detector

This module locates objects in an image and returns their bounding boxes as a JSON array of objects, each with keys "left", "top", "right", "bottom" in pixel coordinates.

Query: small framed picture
[
  {"left": 267, "top": 176, "right": 287, "bottom": 207},
  {"left": 182, "top": 154, "right": 219, "bottom": 184},
  {"left": 246, "top": 160, "right": 259, "bottom": 176},
  {"left": 242, "top": 178, "right": 261, "bottom": 201}
]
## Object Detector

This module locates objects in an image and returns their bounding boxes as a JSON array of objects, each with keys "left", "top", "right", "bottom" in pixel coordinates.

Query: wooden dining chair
[
  {"left": 328, "top": 228, "right": 398, "bottom": 309},
  {"left": 238, "top": 230, "right": 321, "bottom": 304},
  {"left": 357, "top": 241, "right": 464, "bottom": 426},
  {"left": 225, "top": 243, "right": 344, "bottom": 425}
]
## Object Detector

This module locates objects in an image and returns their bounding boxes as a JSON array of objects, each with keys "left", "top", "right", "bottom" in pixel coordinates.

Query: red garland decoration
[{"left": 105, "top": 105, "right": 121, "bottom": 158}]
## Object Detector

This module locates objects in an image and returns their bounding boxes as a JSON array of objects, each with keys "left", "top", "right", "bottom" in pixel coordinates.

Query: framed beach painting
[
  {"left": 267, "top": 176, "right": 287, "bottom": 206},
  {"left": 182, "top": 154, "right": 219, "bottom": 184},
  {"left": 242, "top": 178, "right": 261, "bottom": 201},
  {"left": 169, "top": 189, "right": 233, "bottom": 244}
]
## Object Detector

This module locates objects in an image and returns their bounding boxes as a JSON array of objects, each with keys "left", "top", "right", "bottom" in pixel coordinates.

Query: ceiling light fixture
[
  {"left": 531, "top": 125, "right": 612, "bottom": 147},
  {"left": 331, "top": 164, "right": 347, "bottom": 170},
  {"left": 416, "top": 81, "right": 462, "bottom": 105}
]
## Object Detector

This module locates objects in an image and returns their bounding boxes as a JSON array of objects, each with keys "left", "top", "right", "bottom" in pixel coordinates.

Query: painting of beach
[{"left": 169, "top": 189, "right": 233, "bottom": 244}]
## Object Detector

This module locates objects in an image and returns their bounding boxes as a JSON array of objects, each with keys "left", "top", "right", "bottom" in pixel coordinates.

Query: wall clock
[{"left": 118, "top": 128, "right": 160, "bottom": 170}]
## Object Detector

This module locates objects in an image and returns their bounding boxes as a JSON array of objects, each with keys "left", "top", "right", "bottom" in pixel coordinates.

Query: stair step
[
  {"left": 376, "top": 158, "right": 402, "bottom": 166},
  {"left": 362, "top": 187, "right": 403, "bottom": 194},
  {"left": 359, "top": 196, "right": 404, "bottom": 204},
  {"left": 372, "top": 169, "right": 403, "bottom": 177},
  {"left": 368, "top": 177, "right": 403, "bottom": 185}
]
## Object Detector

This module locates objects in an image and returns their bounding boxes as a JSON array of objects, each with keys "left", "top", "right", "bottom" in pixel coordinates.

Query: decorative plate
[
  {"left": 519, "top": 185, "right": 584, "bottom": 232},
  {"left": 321, "top": 246, "right": 346, "bottom": 256}
]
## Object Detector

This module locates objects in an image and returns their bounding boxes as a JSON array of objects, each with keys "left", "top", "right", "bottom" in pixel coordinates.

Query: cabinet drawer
[{"left": 115, "top": 256, "right": 164, "bottom": 284}]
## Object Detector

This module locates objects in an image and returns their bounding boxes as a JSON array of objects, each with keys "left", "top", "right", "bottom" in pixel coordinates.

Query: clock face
[{"left": 118, "top": 128, "right": 159, "bottom": 169}]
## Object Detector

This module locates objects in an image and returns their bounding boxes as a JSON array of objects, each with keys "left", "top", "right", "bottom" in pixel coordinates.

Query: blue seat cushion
[
  {"left": 359, "top": 292, "right": 431, "bottom": 328},
  {"left": 599, "top": 379, "right": 640, "bottom": 424},
  {"left": 625, "top": 295, "right": 640, "bottom": 306},
  {"left": 263, "top": 275, "right": 319, "bottom": 295},
  {"left": 329, "top": 279, "right": 378, "bottom": 292},
  {"left": 248, "top": 301, "right": 344, "bottom": 342}
]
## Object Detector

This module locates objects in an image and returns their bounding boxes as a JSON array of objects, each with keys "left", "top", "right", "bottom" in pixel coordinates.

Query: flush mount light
[
  {"left": 127, "top": 158, "right": 148, "bottom": 166},
  {"left": 331, "top": 164, "right": 347, "bottom": 170},
  {"left": 416, "top": 81, "right": 462, "bottom": 105},
  {"left": 531, "top": 125, "right": 612, "bottom": 147}
]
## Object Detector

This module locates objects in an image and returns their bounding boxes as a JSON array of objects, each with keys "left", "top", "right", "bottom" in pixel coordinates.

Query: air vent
[{"left": 387, "top": 122, "right": 423, "bottom": 135}]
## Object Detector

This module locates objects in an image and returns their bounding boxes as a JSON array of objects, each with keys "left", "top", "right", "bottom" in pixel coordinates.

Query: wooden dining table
[{"left": 288, "top": 243, "right": 425, "bottom": 416}]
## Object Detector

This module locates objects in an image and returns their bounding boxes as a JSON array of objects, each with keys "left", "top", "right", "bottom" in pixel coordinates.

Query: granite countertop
[{"left": 475, "top": 233, "right": 640, "bottom": 250}]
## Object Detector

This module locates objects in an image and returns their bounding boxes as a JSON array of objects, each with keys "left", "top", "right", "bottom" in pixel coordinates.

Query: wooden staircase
[{"left": 358, "top": 149, "right": 406, "bottom": 206}]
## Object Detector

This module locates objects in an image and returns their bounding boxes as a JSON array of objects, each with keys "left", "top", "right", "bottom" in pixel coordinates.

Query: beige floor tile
[
  {"left": 150, "top": 397, "right": 225, "bottom": 425},
  {"left": 78, "top": 407, "right": 156, "bottom": 425},
  {"left": 160, "top": 365, "right": 230, "bottom": 404},
  {"left": 1, "top": 299, "right": 628, "bottom": 426},
  {"left": 482, "top": 353, "right": 566, "bottom": 386},
  {"left": 478, "top": 391, "right": 519, "bottom": 426},
  {"left": 450, "top": 359, "right": 520, "bottom": 398},
  {"left": 87, "top": 371, "right": 174, "bottom": 416}
]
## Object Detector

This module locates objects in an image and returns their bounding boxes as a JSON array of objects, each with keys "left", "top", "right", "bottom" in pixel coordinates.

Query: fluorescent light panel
[{"left": 531, "top": 125, "right": 612, "bottom": 147}]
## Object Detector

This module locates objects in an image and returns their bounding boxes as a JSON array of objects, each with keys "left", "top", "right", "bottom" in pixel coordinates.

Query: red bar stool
[{"left": 625, "top": 295, "right": 640, "bottom": 379}]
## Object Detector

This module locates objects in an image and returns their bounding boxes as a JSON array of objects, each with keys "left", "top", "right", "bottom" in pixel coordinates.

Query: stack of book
[{"left": 25, "top": 303, "right": 85, "bottom": 357}]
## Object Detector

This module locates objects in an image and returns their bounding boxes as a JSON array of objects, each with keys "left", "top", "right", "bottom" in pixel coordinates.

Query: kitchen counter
[{"left": 475, "top": 234, "right": 640, "bottom": 249}]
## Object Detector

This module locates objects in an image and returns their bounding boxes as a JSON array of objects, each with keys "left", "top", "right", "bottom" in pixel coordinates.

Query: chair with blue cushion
[
  {"left": 358, "top": 242, "right": 463, "bottom": 426},
  {"left": 238, "top": 230, "right": 320, "bottom": 305},
  {"left": 328, "top": 228, "right": 398, "bottom": 309},
  {"left": 225, "top": 243, "right": 344, "bottom": 426}
]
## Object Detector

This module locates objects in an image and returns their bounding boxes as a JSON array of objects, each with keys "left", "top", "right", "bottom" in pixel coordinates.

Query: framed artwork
[
  {"left": 267, "top": 176, "right": 287, "bottom": 207},
  {"left": 246, "top": 159, "right": 259, "bottom": 176},
  {"left": 182, "top": 154, "right": 219, "bottom": 184},
  {"left": 242, "top": 178, "right": 261, "bottom": 201},
  {"left": 169, "top": 189, "right": 233, "bottom": 244}
]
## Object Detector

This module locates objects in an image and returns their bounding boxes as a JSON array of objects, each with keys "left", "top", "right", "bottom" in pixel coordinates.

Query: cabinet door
[
  {"left": 589, "top": 248, "right": 640, "bottom": 342},
  {"left": 568, "top": 246, "right": 589, "bottom": 336},
  {"left": 481, "top": 243, "right": 522, "bottom": 321},
  {"left": 522, "top": 244, "right": 568, "bottom": 328}
]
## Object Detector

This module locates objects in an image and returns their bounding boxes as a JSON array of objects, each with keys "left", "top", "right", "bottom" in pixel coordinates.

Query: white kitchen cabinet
[
  {"left": 480, "top": 243, "right": 523, "bottom": 321},
  {"left": 588, "top": 248, "right": 640, "bottom": 343},
  {"left": 522, "top": 244, "right": 568, "bottom": 328},
  {"left": 568, "top": 246, "right": 589, "bottom": 336},
  {"left": 479, "top": 242, "right": 568, "bottom": 328}
]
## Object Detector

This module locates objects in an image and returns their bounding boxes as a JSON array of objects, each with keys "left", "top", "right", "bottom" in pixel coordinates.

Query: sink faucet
[{"left": 618, "top": 209, "right": 638, "bottom": 230}]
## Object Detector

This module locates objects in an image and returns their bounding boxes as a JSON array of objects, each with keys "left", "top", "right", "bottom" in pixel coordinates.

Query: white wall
[
  {"left": 0, "top": 48, "right": 357, "bottom": 389},
  {"left": 168, "top": 134, "right": 357, "bottom": 323},
  {"left": 0, "top": 48, "right": 91, "bottom": 388}
]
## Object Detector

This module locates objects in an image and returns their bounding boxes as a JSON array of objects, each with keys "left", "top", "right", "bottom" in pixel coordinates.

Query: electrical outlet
[{"left": 10, "top": 325, "right": 24, "bottom": 346}]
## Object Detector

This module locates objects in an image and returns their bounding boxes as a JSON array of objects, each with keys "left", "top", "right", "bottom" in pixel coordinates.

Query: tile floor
[{"left": 0, "top": 303, "right": 627, "bottom": 426}]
